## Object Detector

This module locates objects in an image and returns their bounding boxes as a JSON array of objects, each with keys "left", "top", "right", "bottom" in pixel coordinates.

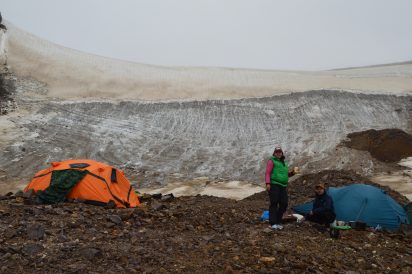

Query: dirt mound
[
  {"left": 0, "top": 170, "right": 411, "bottom": 273},
  {"left": 342, "top": 129, "right": 412, "bottom": 163}
]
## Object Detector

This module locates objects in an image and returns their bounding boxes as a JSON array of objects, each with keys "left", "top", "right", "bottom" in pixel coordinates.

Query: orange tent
[{"left": 24, "top": 159, "right": 140, "bottom": 208}]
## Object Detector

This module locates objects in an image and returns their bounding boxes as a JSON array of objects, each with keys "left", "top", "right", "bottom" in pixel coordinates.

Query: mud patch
[{"left": 342, "top": 129, "right": 412, "bottom": 163}]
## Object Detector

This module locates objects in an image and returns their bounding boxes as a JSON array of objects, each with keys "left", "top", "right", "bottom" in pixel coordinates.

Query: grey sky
[{"left": 1, "top": 0, "right": 412, "bottom": 70}]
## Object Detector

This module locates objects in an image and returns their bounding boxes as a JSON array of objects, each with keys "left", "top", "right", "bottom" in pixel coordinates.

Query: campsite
[
  {"left": 0, "top": 169, "right": 411, "bottom": 273},
  {"left": 1, "top": 3, "right": 412, "bottom": 273}
]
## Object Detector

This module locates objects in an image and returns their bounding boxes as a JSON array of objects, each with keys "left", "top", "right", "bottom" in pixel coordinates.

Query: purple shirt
[{"left": 265, "top": 160, "right": 274, "bottom": 184}]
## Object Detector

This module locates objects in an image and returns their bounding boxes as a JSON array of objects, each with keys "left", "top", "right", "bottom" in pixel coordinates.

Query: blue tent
[{"left": 293, "top": 184, "right": 409, "bottom": 230}]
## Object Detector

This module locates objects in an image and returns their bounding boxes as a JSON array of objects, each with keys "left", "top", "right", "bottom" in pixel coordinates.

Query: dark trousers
[
  {"left": 268, "top": 184, "right": 288, "bottom": 225},
  {"left": 306, "top": 211, "right": 335, "bottom": 225}
]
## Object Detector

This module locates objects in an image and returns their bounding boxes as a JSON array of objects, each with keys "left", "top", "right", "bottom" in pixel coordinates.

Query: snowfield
[{"left": 0, "top": 22, "right": 411, "bottom": 199}]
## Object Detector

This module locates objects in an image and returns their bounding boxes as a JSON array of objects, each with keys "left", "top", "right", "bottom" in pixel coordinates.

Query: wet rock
[
  {"left": 26, "top": 223, "right": 45, "bottom": 240},
  {"left": 14, "top": 190, "right": 24, "bottom": 198}
]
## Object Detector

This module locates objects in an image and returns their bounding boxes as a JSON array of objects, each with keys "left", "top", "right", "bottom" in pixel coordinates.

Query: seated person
[{"left": 305, "top": 182, "right": 336, "bottom": 225}]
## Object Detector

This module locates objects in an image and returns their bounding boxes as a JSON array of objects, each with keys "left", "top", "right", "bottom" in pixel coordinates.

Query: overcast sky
[{"left": 1, "top": 0, "right": 412, "bottom": 70}]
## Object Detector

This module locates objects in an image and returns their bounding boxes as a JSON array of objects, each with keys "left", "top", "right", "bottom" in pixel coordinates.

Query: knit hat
[{"left": 274, "top": 145, "right": 283, "bottom": 153}]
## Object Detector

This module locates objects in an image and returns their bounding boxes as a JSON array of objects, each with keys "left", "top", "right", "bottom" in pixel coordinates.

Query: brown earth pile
[
  {"left": 342, "top": 129, "right": 412, "bottom": 163},
  {"left": 0, "top": 170, "right": 411, "bottom": 273}
]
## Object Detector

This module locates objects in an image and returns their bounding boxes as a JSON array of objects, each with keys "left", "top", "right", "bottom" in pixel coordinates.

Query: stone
[
  {"left": 139, "top": 193, "right": 152, "bottom": 202},
  {"left": 259, "top": 257, "right": 276, "bottom": 263},
  {"left": 68, "top": 263, "right": 88, "bottom": 271},
  {"left": 107, "top": 215, "right": 122, "bottom": 225},
  {"left": 202, "top": 235, "right": 214, "bottom": 242},
  {"left": 160, "top": 193, "right": 174, "bottom": 202},
  {"left": 119, "top": 209, "right": 135, "bottom": 221},
  {"left": 151, "top": 201, "right": 166, "bottom": 211},
  {"left": 4, "top": 229, "right": 17, "bottom": 239},
  {"left": 152, "top": 193, "right": 162, "bottom": 199},
  {"left": 79, "top": 247, "right": 102, "bottom": 260},
  {"left": 263, "top": 227, "right": 272, "bottom": 233},
  {"left": 23, "top": 189, "right": 35, "bottom": 199},
  {"left": 105, "top": 200, "right": 116, "bottom": 209},
  {"left": 22, "top": 243, "right": 44, "bottom": 256},
  {"left": 105, "top": 222, "right": 116, "bottom": 228},
  {"left": 26, "top": 223, "right": 45, "bottom": 240}
]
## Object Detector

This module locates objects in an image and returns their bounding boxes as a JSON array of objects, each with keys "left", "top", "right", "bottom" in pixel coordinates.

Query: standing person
[
  {"left": 265, "top": 145, "right": 298, "bottom": 230},
  {"left": 304, "top": 182, "right": 336, "bottom": 225}
]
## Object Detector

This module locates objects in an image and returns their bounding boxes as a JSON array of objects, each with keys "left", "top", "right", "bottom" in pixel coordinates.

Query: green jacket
[{"left": 270, "top": 157, "right": 289, "bottom": 187}]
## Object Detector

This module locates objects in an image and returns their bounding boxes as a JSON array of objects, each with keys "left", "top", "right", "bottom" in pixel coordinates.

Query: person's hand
[
  {"left": 293, "top": 166, "right": 300, "bottom": 175},
  {"left": 266, "top": 184, "right": 270, "bottom": 192}
]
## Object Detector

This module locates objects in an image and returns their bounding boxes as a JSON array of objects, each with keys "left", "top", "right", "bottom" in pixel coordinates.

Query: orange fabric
[{"left": 24, "top": 159, "right": 140, "bottom": 208}]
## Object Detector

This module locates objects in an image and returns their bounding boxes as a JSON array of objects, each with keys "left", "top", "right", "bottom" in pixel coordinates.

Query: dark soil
[
  {"left": 0, "top": 170, "right": 411, "bottom": 273},
  {"left": 0, "top": 71, "right": 16, "bottom": 115},
  {"left": 342, "top": 129, "right": 412, "bottom": 163}
]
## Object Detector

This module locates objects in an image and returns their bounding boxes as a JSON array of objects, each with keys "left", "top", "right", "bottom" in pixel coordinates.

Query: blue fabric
[
  {"left": 261, "top": 210, "right": 269, "bottom": 221},
  {"left": 293, "top": 184, "right": 409, "bottom": 230}
]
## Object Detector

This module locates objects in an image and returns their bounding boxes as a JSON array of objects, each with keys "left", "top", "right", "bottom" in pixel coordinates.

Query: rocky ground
[
  {"left": 0, "top": 69, "right": 16, "bottom": 115},
  {"left": 0, "top": 170, "right": 411, "bottom": 273}
]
